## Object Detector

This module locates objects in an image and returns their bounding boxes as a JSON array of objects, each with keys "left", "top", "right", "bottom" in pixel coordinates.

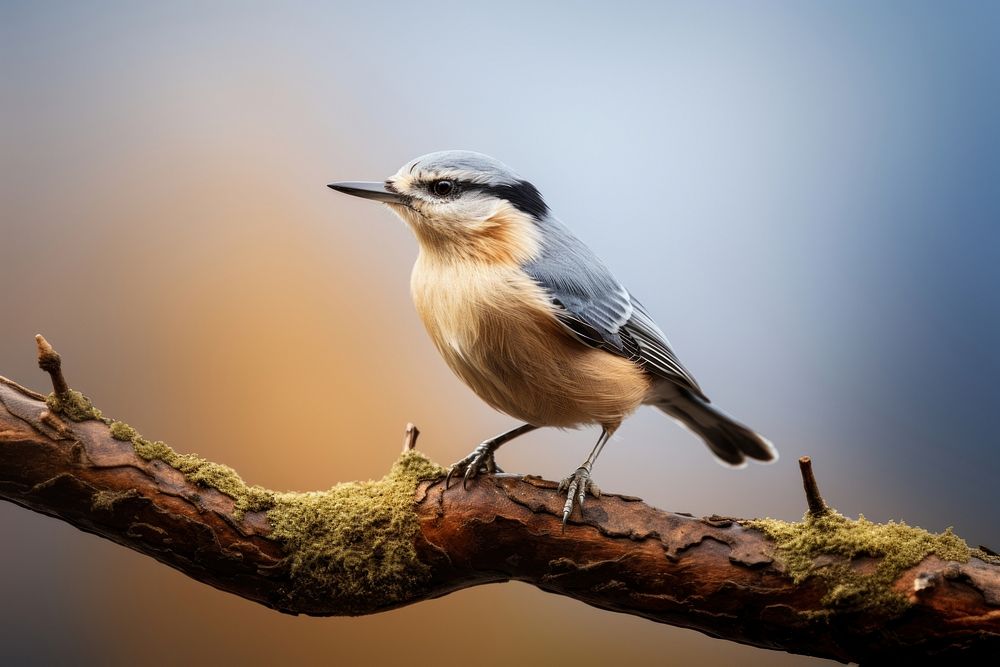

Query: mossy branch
[{"left": 1, "top": 339, "right": 998, "bottom": 663}]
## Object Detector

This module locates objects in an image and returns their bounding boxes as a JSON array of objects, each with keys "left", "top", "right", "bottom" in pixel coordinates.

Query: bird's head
[{"left": 329, "top": 150, "right": 548, "bottom": 263}]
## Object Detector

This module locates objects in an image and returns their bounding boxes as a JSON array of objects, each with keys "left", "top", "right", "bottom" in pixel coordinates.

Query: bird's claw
[
  {"left": 445, "top": 442, "right": 504, "bottom": 490},
  {"left": 558, "top": 466, "right": 601, "bottom": 528}
]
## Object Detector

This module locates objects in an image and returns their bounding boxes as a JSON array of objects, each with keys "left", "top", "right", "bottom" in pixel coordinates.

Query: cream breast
[{"left": 410, "top": 253, "right": 651, "bottom": 428}]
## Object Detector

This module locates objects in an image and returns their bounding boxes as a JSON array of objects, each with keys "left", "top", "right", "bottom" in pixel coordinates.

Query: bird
[{"left": 328, "top": 150, "right": 777, "bottom": 524}]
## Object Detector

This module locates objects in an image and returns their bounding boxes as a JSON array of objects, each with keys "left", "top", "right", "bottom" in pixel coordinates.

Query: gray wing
[
  {"left": 625, "top": 298, "right": 707, "bottom": 400},
  {"left": 523, "top": 217, "right": 706, "bottom": 400}
]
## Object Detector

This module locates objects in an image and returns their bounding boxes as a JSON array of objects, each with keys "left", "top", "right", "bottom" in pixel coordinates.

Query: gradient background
[{"left": 2, "top": 2, "right": 998, "bottom": 665}]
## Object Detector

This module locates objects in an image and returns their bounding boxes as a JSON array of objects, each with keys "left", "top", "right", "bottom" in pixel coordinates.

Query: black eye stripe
[
  {"left": 421, "top": 178, "right": 548, "bottom": 220},
  {"left": 471, "top": 180, "right": 548, "bottom": 219}
]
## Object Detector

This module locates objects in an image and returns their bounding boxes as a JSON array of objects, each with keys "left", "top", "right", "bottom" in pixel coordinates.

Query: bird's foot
[
  {"left": 558, "top": 465, "right": 601, "bottom": 527},
  {"left": 445, "top": 442, "right": 504, "bottom": 490}
]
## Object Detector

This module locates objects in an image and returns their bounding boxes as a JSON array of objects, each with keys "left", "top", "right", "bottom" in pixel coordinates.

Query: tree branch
[{"left": 1, "top": 338, "right": 998, "bottom": 663}]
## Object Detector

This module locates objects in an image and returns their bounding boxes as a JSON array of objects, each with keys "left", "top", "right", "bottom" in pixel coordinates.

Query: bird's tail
[{"left": 652, "top": 387, "right": 777, "bottom": 467}]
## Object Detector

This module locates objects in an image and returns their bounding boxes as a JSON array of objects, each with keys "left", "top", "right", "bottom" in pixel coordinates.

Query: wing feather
[{"left": 523, "top": 217, "right": 706, "bottom": 399}]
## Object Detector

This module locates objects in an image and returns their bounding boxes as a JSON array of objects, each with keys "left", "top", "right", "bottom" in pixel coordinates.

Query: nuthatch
[{"left": 329, "top": 151, "right": 776, "bottom": 524}]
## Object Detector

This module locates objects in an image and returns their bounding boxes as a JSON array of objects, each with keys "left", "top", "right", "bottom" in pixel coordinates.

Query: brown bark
[{"left": 1, "top": 341, "right": 998, "bottom": 664}]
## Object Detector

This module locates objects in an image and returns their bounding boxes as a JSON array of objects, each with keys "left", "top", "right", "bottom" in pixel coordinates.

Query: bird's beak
[{"left": 327, "top": 181, "right": 410, "bottom": 205}]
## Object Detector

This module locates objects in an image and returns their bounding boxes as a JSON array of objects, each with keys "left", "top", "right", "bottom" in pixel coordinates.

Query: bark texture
[{"left": 1, "top": 342, "right": 998, "bottom": 664}]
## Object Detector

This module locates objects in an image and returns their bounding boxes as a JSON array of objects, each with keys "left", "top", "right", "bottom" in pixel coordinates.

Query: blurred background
[{"left": 2, "top": 1, "right": 998, "bottom": 665}]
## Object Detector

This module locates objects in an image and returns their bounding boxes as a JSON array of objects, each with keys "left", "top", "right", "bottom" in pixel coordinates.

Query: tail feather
[{"left": 653, "top": 389, "right": 777, "bottom": 467}]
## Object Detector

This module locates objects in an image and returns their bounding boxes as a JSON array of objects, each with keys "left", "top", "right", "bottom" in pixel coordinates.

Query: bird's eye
[{"left": 431, "top": 180, "right": 454, "bottom": 196}]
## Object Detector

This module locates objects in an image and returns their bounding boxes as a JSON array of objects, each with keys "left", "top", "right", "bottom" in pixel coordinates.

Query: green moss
[
  {"left": 105, "top": 412, "right": 447, "bottom": 608},
  {"left": 108, "top": 417, "right": 276, "bottom": 519},
  {"left": 267, "top": 451, "right": 446, "bottom": 613},
  {"left": 91, "top": 488, "right": 138, "bottom": 511},
  {"left": 744, "top": 510, "right": 973, "bottom": 614},
  {"left": 109, "top": 420, "right": 138, "bottom": 441},
  {"left": 131, "top": 437, "right": 177, "bottom": 462},
  {"left": 971, "top": 548, "right": 1000, "bottom": 566},
  {"left": 51, "top": 386, "right": 448, "bottom": 609},
  {"left": 188, "top": 461, "right": 275, "bottom": 516},
  {"left": 46, "top": 390, "right": 105, "bottom": 422}
]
